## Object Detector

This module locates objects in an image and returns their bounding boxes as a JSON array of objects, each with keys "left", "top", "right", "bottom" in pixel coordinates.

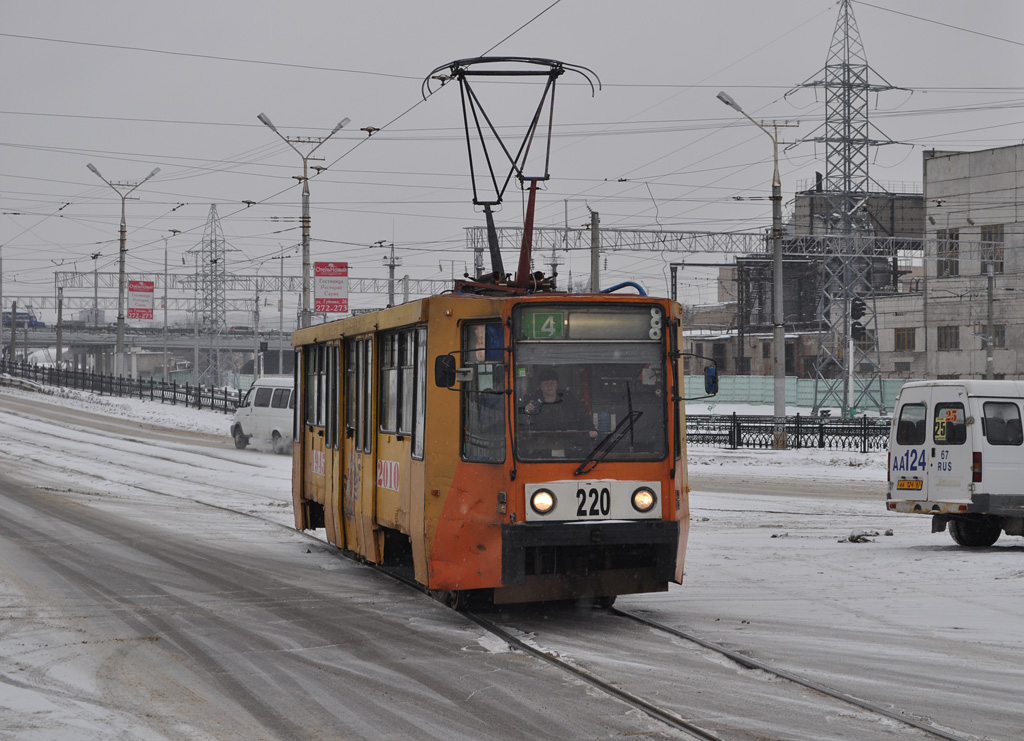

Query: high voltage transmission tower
[
  {"left": 197, "top": 204, "right": 229, "bottom": 334},
  {"left": 792, "top": 0, "right": 901, "bottom": 415}
]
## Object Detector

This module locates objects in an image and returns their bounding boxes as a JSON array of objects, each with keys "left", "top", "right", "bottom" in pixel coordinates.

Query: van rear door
[
  {"left": 891, "top": 388, "right": 929, "bottom": 497},
  {"left": 929, "top": 392, "right": 973, "bottom": 503}
]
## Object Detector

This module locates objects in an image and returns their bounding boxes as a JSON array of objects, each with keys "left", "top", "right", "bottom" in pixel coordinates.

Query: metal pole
[
  {"left": 92, "top": 255, "right": 99, "bottom": 328},
  {"left": 279, "top": 255, "right": 285, "bottom": 372},
  {"left": 115, "top": 193, "right": 127, "bottom": 375},
  {"left": 85, "top": 163, "right": 159, "bottom": 375},
  {"left": 589, "top": 211, "right": 600, "bottom": 292},
  {"left": 56, "top": 288, "right": 63, "bottom": 367},
  {"left": 770, "top": 125, "right": 787, "bottom": 447},
  {"left": 162, "top": 235, "right": 169, "bottom": 382},
  {"left": 9, "top": 300, "right": 15, "bottom": 361},
  {"left": 716, "top": 93, "right": 796, "bottom": 448},
  {"left": 257, "top": 113, "right": 349, "bottom": 329},
  {"left": 300, "top": 159, "right": 311, "bottom": 327},
  {"left": 986, "top": 261, "right": 995, "bottom": 379}
]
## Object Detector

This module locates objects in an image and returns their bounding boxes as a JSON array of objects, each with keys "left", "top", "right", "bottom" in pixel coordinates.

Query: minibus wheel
[{"left": 949, "top": 515, "right": 1001, "bottom": 547}]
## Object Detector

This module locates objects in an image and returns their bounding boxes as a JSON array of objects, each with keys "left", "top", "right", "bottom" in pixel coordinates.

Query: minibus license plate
[{"left": 897, "top": 480, "right": 923, "bottom": 491}]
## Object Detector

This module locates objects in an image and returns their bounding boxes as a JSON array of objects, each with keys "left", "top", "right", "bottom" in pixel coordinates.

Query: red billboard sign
[
  {"left": 127, "top": 280, "right": 154, "bottom": 320},
  {"left": 314, "top": 262, "right": 349, "bottom": 313}
]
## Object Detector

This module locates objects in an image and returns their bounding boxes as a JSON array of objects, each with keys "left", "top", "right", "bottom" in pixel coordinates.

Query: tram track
[
  {"left": 607, "top": 607, "right": 971, "bottom": 741},
  {"left": 455, "top": 602, "right": 974, "bottom": 741},
  {"left": 368, "top": 559, "right": 967, "bottom": 741}
]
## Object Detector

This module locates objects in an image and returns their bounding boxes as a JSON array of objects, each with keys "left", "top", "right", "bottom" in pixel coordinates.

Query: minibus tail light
[{"left": 972, "top": 452, "right": 982, "bottom": 483}]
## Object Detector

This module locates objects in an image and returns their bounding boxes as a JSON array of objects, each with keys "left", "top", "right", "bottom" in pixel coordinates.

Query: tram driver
[{"left": 521, "top": 368, "right": 598, "bottom": 439}]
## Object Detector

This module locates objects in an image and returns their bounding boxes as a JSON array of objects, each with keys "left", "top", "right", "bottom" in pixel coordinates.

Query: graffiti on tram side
[{"left": 377, "top": 459, "right": 400, "bottom": 492}]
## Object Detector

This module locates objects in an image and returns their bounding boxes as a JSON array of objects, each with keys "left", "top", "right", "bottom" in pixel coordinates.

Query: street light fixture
[
  {"left": 258, "top": 112, "right": 350, "bottom": 328},
  {"left": 717, "top": 92, "right": 796, "bottom": 449},
  {"left": 86, "top": 163, "right": 160, "bottom": 376}
]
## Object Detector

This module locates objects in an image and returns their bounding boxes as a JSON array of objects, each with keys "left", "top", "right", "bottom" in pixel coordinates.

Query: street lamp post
[
  {"left": 86, "top": 163, "right": 160, "bottom": 376},
  {"left": 257, "top": 113, "right": 350, "bottom": 328},
  {"left": 717, "top": 92, "right": 796, "bottom": 449}
]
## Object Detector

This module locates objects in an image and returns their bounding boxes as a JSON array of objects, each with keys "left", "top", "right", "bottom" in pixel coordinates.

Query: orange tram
[{"left": 290, "top": 289, "right": 715, "bottom": 608}]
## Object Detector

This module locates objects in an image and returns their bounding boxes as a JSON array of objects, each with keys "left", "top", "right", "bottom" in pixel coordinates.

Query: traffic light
[
  {"left": 850, "top": 296, "right": 866, "bottom": 320},
  {"left": 851, "top": 322, "right": 867, "bottom": 341}
]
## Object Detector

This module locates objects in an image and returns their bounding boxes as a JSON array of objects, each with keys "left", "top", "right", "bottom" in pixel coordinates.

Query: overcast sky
[{"left": 3, "top": 0, "right": 1023, "bottom": 320}]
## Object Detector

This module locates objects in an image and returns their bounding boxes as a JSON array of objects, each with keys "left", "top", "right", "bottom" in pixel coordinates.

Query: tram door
[
  {"left": 341, "top": 337, "right": 376, "bottom": 559},
  {"left": 300, "top": 343, "right": 344, "bottom": 546}
]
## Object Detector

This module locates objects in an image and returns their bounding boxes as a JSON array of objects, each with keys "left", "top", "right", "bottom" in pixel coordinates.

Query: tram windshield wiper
[{"left": 574, "top": 410, "right": 643, "bottom": 476}]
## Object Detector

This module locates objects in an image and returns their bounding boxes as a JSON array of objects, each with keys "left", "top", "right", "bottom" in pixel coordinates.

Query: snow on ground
[
  {"left": 0, "top": 379, "right": 231, "bottom": 436},
  {"left": 3, "top": 383, "right": 1024, "bottom": 738}
]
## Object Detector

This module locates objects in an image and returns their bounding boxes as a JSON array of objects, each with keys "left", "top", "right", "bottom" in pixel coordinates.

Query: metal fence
[
  {"left": 0, "top": 359, "right": 242, "bottom": 414},
  {"left": 686, "top": 413, "right": 890, "bottom": 452},
  {"left": 1, "top": 359, "right": 891, "bottom": 449}
]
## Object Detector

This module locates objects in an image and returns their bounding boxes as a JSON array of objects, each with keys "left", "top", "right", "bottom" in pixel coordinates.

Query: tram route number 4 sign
[
  {"left": 523, "top": 311, "right": 564, "bottom": 339},
  {"left": 127, "top": 280, "right": 154, "bottom": 320},
  {"left": 314, "top": 262, "right": 349, "bottom": 313}
]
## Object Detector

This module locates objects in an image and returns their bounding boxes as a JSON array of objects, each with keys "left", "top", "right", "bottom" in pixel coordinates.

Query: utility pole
[
  {"left": 162, "top": 229, "right": 180, "bottom": 383},
  {"left": 589, "top": 211, "right": 600, "bottom": 292},
  {"left": 56, "top": 288, "right": 63, "bottom": 368},
  {"left": 376, "top": 241, "right": 400, "bottom": 306},
  {"left": 271, "top": 253, "right": 291, "bottom": 374},
  {"left": 86, "top": 163, "right": 160, "bottom": 376},
  {"left": 8, "top": 301, "right": 15, "bottom": 362},
  {"left": 258, "top": 112, "right": 350, "bottom": 328},
  {"left": 985, "top": 260, "right": 995, "bottom": 380}
]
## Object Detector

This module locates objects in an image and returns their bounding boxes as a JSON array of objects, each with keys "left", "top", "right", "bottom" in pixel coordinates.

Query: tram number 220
[{"left": 577, "top": 487, "right": 611, "bottom": 517}]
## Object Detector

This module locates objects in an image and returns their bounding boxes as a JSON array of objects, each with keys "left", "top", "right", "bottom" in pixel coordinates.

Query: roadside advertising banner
[
  {"left": 314, "top": 262, "right": 349, "bottom": 313},
  {"left": 127, "top": 280, "right": 154, "bottom": 320}
]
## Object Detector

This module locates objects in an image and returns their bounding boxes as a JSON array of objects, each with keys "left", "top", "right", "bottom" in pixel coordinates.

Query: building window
[
  {"left": 693, "top": 342, "right": 704, "bottom": 357},
  {"left": 937, "top": 325, "right": 959, "bottom": 351},
  {"left": 980, "top": 224, "right": 1004, "bottom": 274},
  {"left": 894, "top": 327, "right": 916, "bottom": 352},
  {"left": 762, "top": 342, "right": 771, "bottom": 359},
  {"left": 712, "top": 343, "right": 726, "bottom": 370},
  {"left": 854, "top": 330, "right": 875, "bottom": 352},
  {"left": 937, "top": 228, "right": 959, "bottom": 278},
  {"left": 982, "top": 325, "right": 1006, "bottom": 350},
  {"left": 894, "top": 361, "right": 912, "bottom": 374},
  {"left": 735, "top": 356, "right": 751, "bottom": 376}
]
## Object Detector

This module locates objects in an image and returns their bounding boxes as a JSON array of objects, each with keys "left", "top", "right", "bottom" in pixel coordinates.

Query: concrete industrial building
[{"left": 686, "top": 143, "right": 1024, "bottom": 383}]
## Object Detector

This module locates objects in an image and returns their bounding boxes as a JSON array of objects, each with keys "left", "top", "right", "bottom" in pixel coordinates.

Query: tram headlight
[
  {"left": 631, "top": 487, "right": 657, "bottom": 513},
  {"left": 530, "top": 489, "right": 556, "bottom": 515}
]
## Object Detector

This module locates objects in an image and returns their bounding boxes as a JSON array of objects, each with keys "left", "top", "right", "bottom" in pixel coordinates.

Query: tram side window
[
  {"left": 380, "top": 334, "right": 399, "bottom": 433},
  {"left": 379, "top": 329, "right": 420, "bottom": 439},
  {"left": 346, "top": 341, "right": 357, "bottom": 443},
  {"left": 413, "top": 327, "right": 426, "bottom": 459},
  {"left": 363, "top": 337, "right": 373, "bottom": 453},
  {"left": 293, "top": 349, "right": 301, "bottom": 441},
  {"left": 462, "top": 322, "right": 505, "bottom": 463},
  {"left": 933, "top": 402, "right": 966, "bottom": 445},
  {"left": 325, "top": 345, "right": 339, "bottom": 450},
  {"left": 304, "top": 345, "right": 327, "bottom": 428},
  {"left": 400, "top": 331, "right": 415, "bottom": 436}
]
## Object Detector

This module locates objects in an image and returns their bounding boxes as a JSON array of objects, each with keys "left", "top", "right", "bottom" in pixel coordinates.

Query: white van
[
  {"left": 887, "top": 380, "right": 1024, "bottom": 546},
  {"left": 231, "top": 376, "right": 294, "bottom": 454}
]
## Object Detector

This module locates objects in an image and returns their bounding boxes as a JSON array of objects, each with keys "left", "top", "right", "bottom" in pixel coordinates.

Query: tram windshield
[{"left": 512, "top": 304, "right": 668, "bottom": 463}]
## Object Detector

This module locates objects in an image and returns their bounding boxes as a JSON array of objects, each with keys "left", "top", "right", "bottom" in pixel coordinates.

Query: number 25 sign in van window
[{"left": 933, "top": 403, "right": 966, "bottom": 445}]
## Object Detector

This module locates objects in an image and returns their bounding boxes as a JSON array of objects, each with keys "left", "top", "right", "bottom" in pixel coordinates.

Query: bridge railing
[{"left": 0, "top": 359, "right": 242, "bottom": 414}]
